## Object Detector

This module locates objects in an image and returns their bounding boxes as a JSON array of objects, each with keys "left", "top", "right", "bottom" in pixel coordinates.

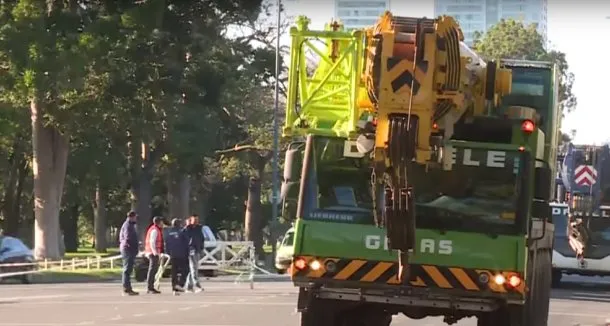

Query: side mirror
[
  {"left": 534, "top": 166, "right": 552, "bottom": 201},
  {"left": 282, "top": 142, "right": 305, "bottom": 219},
  {"left": 529, "top": 199, "right": 550, "bottom": 241}
]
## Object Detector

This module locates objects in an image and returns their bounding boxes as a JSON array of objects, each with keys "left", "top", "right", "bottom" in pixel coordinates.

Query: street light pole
[
  {"left": 268, "top": 0, "right": 282, "bottom": 263},
  {"left": 271, "top": 0, "right": 281, "bottom": 221}
]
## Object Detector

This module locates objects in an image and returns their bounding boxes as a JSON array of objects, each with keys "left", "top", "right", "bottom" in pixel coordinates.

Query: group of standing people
[{"left": 119, "top": 211, "right": 205, "bottom": 296}]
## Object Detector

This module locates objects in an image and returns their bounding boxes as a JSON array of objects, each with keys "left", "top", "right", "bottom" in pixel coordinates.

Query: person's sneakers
[
  {"left": 172, "top": 290, "right": 181, "bottom": 296},
  {"left": 147, "top": 289, "right": 161, "bottom": 294},
  {"left": 122, "top": 289, "right": 139, "bottom": 296},
  {"left": 174, "top": 285, "right": 185, "bottom": 292}
]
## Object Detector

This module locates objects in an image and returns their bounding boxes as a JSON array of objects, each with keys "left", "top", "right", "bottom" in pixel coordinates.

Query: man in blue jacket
[
  {"left": 119, "top": 211, "right": 139, "bottom": 296},
  {"left": 184, "top": 214, "right": 204, "bottom": 292},
  {"left": 165, "top": 218, "right": 190, "bottom": 295}
]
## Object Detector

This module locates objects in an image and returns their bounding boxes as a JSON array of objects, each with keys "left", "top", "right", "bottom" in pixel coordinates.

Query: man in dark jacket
[
  {"left": 165, "top": 218, "right": 190, "bottom": 295},
  {"left": 184, "top": 214, "right": 204, "bottom": 292},
  {"left": 119, "top": 211, "right": 139, "bottom": 296}
]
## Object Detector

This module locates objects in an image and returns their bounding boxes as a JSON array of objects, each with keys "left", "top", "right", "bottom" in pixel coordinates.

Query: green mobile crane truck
[{"left": 281, "top": 13, "right": 560, "bottom": 326}]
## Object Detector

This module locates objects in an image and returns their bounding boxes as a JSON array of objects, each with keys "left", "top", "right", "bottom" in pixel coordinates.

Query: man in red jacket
[{"left": 145, "top": 216, "right": 165, "bottom": 294}]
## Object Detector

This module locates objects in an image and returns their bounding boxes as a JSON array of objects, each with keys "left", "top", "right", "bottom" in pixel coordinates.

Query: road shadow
[{"left": 551, "top": 278, "right": 610, "bottom": 303}]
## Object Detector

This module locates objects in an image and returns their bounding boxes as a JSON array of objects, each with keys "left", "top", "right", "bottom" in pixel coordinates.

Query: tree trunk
[
  {"left": 31, "top": 98, "right": 69, "bottom": 260},
  {"left": 191, "top": 173, "right": 216, "bottom": 226},
  {"left": 93, "top": 183, "right": 107, "bottom": 253},
  {"left": 133, "top": 172, "right": 153, "bottom": 239},
  {"left": 129, "top": 139, "right": 163, "bottom": 240},
  {"left": 7, "top": 158, "right": 28, "bottom": 236},
  {"left": 192, "top": 188, "right": 210, "bottom": 225},
  {"left": 60, "top": 204, "right": 79, "bottom": 253},
  {"left": 245, "top": 176, "right": 264, "bottom": 258},
  {"left": 2, "top": 137, "right": 27, "bottom": 236},
  {"left": 168, "top": 169, "right": 190, "bottom": 220}
]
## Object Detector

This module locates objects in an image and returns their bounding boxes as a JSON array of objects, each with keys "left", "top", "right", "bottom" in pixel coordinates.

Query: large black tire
[
  {"left": 300, "top": 300, "right": 391, "bottom": 326},
  {"left": 551, "top": 269, "right": 562, "bottom": 288},
  {"left": 300, "top": 298, "right": 336, "bottom": 326},
  {"left": 340, "top": 306, "right": 392, "bottom": 326},
  {"left": 478, "top": 249, "right": 552, "bottom": 326}
]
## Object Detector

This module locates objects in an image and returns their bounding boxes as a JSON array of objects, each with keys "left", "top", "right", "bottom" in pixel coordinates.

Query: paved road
[{"left": 0, "top": 275, "right": 609, "bottom": 326}]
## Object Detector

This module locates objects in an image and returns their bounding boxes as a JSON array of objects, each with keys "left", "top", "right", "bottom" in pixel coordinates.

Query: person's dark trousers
[
  {"left": 180, "top": 258, "right": 189, "bottom": 287},
  {"left": 121, "top": 251, "right": 135, "bottom": 292},
  {"left": 146, "top": 254, "right": 160, "bottom": 291},
  {"left": 170, "top": 257, "right": 186, "bottom": 290}
]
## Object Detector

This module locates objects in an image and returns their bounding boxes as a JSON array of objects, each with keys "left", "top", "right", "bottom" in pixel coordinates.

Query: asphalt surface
[{"left": 0, "top": 275, "right": 609, "bottom": 326}]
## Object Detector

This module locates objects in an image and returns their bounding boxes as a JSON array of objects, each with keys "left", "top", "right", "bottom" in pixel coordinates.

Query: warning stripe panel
[
  {"left": 385, "top": 57, "right": 428, "bottom": 94},
  {"left": 291, "top": 258, "right": 524, "bottom": 295}
]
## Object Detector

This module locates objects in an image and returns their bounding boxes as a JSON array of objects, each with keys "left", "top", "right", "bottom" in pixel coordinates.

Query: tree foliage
[
  {"left": 473, "top": 19, "right": 577, "bottom": 114},
  {"left": 0, "top": 0, "right": 286, "bottom": 259}
]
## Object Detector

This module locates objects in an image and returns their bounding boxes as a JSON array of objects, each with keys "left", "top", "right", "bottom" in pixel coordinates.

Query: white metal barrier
[
  {"left": 198, "top": 241, "right": 288, "bottom": 289},
  {"left": 0, "top": 254, "right": 123, "bottom": 278}
]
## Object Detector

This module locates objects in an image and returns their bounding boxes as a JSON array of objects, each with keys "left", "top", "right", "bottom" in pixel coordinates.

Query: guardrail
[
  {"left": 0, "top": 254, "right": 122, "bottom": 278},
  {"left": 0, "top": 241, "right": 287, "bottom": 288}
]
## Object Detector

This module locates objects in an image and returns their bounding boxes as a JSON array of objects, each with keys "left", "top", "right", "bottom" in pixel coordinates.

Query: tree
[
  {"left": 473, "top": 19, "right": 577, "bottom": 114},
  {"left": 0, "top": 0, "right": 282, "bottom": 257},
  {"left": 0, "top": 1, "right": 118, "bottom": 258}
]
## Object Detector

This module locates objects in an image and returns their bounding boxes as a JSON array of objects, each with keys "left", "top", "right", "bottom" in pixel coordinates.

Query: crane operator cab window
[
  {"left": 501, "top": 64, "right": 553, "bottom": 135},
  {"left": 298, "top": 136, "right": 529, "bottom": 235},
  {"left": 300, "top": 136, "right": 374, "bottom": 224},
  {"left": 410, "top": 146, "right": 527, "bottom": 235},
  {"left": 584, "top": 206, "right": 610, "bottom": 247}
]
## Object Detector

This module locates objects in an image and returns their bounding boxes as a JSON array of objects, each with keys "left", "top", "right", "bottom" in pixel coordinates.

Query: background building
[
  {"left": 334, "top": 0, "right": 389, "bottom": 29},
  {"left": 332, "top": 0, "right": 430, "bottom": 30},
  {"left": 434, "top": 0, "right": 547, "bottom": 45},
  {"left": 283, "top": 0, "right": 432, "bottom": 30}
]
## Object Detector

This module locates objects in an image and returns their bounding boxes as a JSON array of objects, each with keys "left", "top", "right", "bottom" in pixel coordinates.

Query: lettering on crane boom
[
  {"left": 365, "top": 236, "right": 453, "bottom": 255},
  {"left": 551, "top": 205, "right": 610, "bottom": 218},
  {"left": 571, "top": 209, "right": 610, "bottom": 218},
  {"left": 551, "top": 206, "right": 569, "bottom": 216},
  {"left": 444, "top": 147, "right": 520, "bottom": 172}
]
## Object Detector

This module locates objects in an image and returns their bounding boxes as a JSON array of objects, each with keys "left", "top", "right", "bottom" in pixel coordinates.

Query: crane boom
[{"left": 361, "top": 12, "right": 511, "bottom": 280}]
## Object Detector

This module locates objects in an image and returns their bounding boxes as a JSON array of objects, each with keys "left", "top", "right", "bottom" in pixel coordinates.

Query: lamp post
[{"left": 271, "top": 0, "right": 281, "bottom": 222}]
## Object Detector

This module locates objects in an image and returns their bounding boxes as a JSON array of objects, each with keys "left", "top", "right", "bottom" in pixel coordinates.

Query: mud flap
[
  {"left": 297, "top": 287, "right": 312, "bottom": 312},
  {"left": 298, "top": 288, "right": 338, "bottom": 326}
]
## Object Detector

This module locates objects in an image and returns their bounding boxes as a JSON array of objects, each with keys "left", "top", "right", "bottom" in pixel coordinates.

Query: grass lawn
[
  {"left": 32, "top": 268, "right": 122, "bottom": 283},
  {"left": 66, "top": 244, "right": 272, "bottom": 258},
  {"left": 64, "top": 247, "right": 119, "bottom": 259}
]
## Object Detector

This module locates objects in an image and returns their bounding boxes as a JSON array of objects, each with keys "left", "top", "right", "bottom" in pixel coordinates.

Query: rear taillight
[{"left": 293, "top": 257, "right": 307, "bottom": 270}]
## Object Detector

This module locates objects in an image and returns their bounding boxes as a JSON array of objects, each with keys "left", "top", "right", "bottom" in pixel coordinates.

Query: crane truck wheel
[
  {"left": 299, "top": 297, "right": 336, "bottom": 326},
  {"left": 551, "top": 269, "right": 562, "bottom": 287},
  {"left": 477, "top": 249, "right": 552, "bottom": 326},
  {"left": 338, "top": 306, "right": 392, "bottom": 326},
  {"left": 300, "top": 298, "right": 391, "bottom": 326}
]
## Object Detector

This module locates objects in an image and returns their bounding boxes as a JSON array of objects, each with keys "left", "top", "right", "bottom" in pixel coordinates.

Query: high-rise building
[
  {"left": 434, "top": 0, "right": 547, "bottom": 45},
  {"left": 334, "top": 0, "right": 390, "bottom": 30},
  {"left": 283, "top": 0, "right": 432, "bottom": 31}
]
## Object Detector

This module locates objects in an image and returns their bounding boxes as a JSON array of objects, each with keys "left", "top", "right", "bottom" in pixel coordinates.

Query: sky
[{"left": 278, "top": 1, "right": 610, "bottom": 145}]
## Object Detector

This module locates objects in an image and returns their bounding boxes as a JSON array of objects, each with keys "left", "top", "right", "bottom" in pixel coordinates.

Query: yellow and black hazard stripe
[
  {"left": 291, "top": 257, "right": 525, "bottom": 295},
  {"left": 385, "top": 57, "right": 429, "bottom": 94}
]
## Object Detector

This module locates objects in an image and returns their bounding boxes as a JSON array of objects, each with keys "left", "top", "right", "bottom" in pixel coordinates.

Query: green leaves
[
  {"left": 0, "top": 0, "right": 283, "bottom": 236},
  {"left": 474, "top": 19, "right": 577, "bottom": 114}
]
